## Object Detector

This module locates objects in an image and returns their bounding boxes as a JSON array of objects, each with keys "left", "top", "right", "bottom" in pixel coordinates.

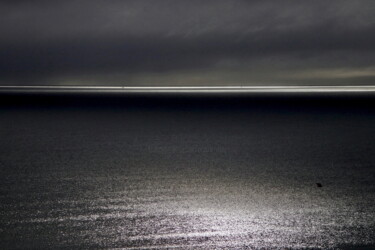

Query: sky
[{"left": 0, "top": 0, "right": 375, "bottom": 86}]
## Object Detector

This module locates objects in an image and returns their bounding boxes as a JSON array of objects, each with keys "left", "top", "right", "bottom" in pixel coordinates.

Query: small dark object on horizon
[{"left": 316, "top": 183, "right": 323, "bottom": 187}]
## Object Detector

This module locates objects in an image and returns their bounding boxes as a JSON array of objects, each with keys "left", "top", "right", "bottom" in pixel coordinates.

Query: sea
[{"left": 1, "top": 93, "right": 375, "bottom": 249}]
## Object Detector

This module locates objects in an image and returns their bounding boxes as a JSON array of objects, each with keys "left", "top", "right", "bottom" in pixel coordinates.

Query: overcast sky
[{"left": 1, "top": 0, "right": 374, "bottom": 86}]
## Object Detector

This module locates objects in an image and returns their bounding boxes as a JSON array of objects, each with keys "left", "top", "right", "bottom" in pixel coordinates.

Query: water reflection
[{"left": 1, "top": 102, "right": 375, "bottom": 248}]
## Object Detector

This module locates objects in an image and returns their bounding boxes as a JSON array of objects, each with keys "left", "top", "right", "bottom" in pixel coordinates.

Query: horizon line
[{"left": 1, "top": 85, "right": 375, "bottom": 93}]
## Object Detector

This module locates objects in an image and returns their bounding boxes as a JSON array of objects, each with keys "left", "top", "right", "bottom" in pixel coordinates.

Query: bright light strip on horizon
[{"left": 1, "top": 85, "right": 375, "bottom": 93}]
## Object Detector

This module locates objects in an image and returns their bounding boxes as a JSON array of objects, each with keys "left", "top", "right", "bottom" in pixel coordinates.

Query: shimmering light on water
[{"left": 1, "top": 97, "right": 375, "bottom": 248}]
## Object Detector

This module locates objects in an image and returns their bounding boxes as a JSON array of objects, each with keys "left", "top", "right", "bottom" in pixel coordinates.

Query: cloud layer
[{"left": 1, "top": 0, "right": 374, "bottom": 86}]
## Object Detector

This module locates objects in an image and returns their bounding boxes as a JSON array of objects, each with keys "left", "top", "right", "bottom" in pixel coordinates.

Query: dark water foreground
[{"left": 1, "top": 93, "right": 375, "bottom": 249}]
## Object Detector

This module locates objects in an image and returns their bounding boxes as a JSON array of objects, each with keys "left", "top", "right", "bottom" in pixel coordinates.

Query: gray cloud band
[{"left": 1, "top": 0, "right": 374, "bottom": 85}]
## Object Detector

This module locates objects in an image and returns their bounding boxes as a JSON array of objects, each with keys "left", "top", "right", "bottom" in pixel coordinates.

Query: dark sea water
[{"left": 1, "top": 94, "right": 375, "bottom": 249}]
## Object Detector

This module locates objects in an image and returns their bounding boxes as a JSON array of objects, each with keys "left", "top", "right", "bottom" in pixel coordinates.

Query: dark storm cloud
[{"left": 0, "top": 0, "right": 375, "bottom": 85}]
